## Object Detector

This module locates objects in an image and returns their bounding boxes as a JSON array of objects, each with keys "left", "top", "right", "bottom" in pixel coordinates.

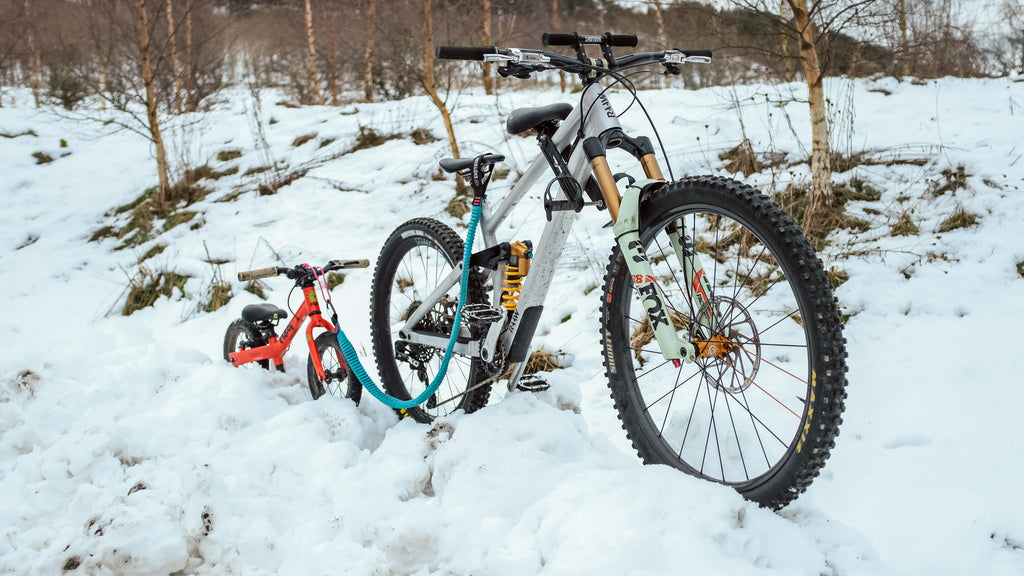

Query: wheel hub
[{"left": 692, "top": 295, "right": 761, "bottom": 394}]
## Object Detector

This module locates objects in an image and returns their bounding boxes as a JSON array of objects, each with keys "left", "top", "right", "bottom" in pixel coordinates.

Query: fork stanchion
[{"left": 583, "top": 137, "right": 622, "bottom": 222}]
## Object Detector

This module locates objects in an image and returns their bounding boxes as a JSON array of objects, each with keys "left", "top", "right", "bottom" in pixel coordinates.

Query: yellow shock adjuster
[{"left": 500, "top": 241, "right": 533, "bottom": 311}]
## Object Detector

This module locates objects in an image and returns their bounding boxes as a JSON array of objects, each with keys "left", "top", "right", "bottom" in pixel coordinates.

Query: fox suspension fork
[{"left": 585, "top": 138, "right": 700, "bottom": 365}]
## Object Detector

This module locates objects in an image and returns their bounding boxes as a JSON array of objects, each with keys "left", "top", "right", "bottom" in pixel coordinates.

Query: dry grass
[
  {"left": 445, "top": 196, "right": 469, "bottom": 219},
  {"left": 352, "top": 127, "right": 401, "bottom": 151},
  {"left": 216, "top": 149, "right": 243, "bottom": 162},
  {"left": 327, "top": 272, "right": 345, "bottom": 291},
  {"left": 719, "top": 139, "right": 762, "bottom": 177},
  {"left": 936, "top": 206, "right": 979, "bottom": 233},
  {"left": 930, "top": 166, "right": 969, "bottom": 197},
  {"left": 410, "top": 128, "right": 438, "bottom": 145},
  {"left": 827, "top": 266, "right": 850, "bottom": 289},
  {"left": 890, "top": 212, "right": 919, "bottom": 236},
  {"left": 522, "top": 347, "right": 566, "bottom": 375},
  {"left": 775, "top": 183, "right": 871, "bottom": 248},
  {"left": 291, "top": 133, "right": 318, "bottom": 147},
  {"left": 123, "top": 266, "right": 191, "bottom": 316}
]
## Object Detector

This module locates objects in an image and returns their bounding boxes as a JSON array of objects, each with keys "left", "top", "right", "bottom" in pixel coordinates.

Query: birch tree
[
  {"left": 363, "top": 0, "right": 376, "bottom": 102},
  {"left": 23, "top": 0, "right": 41, "bottom": 108},
  {"left": 165, "top": 0, "right": 184, "bottom": 112},
  {"left": 136, "top": 0, "right": 172, "bottom": 203},
  {"left": 422, "top": 0, "right": 462, "bottom": 187},
  {"left": 482, "top": 0, "right": 493, "bottom": 95},
  {"left": 304, "top": 0, "right": 324, "bottom": 105}
]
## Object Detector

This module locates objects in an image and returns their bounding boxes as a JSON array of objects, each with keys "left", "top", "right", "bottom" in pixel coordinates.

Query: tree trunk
[
  {"left": 596, "top": 1, "right": 606, "bottom": 32},
  {"left": 98, "top": 49, "right": 108, "bottom": 111},
  {"left": 363, "top": 0, "right": 376, "bottom": 102},
  {"left": 165, "top": 0, "right": 184, "bottom": 113},
  {"left": 304, "top": 0, "right": 324, "bottom": 105},
  {"left": 422, "top": 0, "right": 463, "bottom": 189},
  {"left": 652, "top": 1, "right": 668, "bottom": 88},
  {"left": 186, "top": 1, "right": 194, "bottom": 110},
  {"left": 899, "top": 0, "right": 909, "bottom": 78},
  {"left": 788, "top": 0, "right": 832, "bottom": 213},
  {"left": 136, "top": 0, "right": 172, "bottom": 205},
  {"left": 327, "top": 7, "right": 339, "bottom": 105},
  {"left": 23, "top": 0, "right": 41, "bottom": 108},
  {"left": 779, "top": 0, "right": 794, "bottom": 82},
  {"left": 552, "top": 0, "right": 565, "bottom": 92},
  {"left": 482, "top": 0, "right": 494, "bottom": 95}
]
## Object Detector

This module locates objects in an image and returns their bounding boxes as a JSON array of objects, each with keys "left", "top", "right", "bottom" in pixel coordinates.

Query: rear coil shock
[{"left": 500, "top": 241, "right": 533, "bottom": 311}]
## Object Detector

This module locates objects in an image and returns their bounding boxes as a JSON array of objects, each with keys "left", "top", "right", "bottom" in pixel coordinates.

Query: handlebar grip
[
  {"left": 436, "top": 46, "right": 498, "bottom": 61},
  {"left": 606, "top": 34, "right": 638, "bottom": 47},
  {"left": 542, "top": 33, "right": 577, "bottom": 46},
  {"left": 338, "top": 259, "right": 370, "bottom": 269},
  {"left": 683, "top": 49, "right": 713, "bottom": 59},
  {"left": 238, "top": 267, "right": 279, "bottom": 282}
]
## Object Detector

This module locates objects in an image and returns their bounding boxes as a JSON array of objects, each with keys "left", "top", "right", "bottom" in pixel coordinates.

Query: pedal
[
  {"left": 462, "top": 304, "right": 504, "bottom": 329},
  {"left": 515, "top": 376, "right": 550, "bottom": 392}
]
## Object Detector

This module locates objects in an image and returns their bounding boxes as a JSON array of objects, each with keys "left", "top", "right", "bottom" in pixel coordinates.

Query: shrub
[{"left": 123, "top": 267, "right": 191, "bottom": 316}]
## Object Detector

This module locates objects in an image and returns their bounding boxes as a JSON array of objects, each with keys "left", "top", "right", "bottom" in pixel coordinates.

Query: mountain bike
[
  {"left": 224, "top": 259, "right": 367, "bottom": 401},
  {"left": 369, "top": 32, "right": 848, "bottom": 509}
]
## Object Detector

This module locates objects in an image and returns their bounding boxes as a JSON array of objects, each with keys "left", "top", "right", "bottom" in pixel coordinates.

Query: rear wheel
[
  {"left": 600, "top": 176, "right": 847, "bottom": 509},
  {"left": 370, "top": 218, "right": 490, "bottom": 423},
  {"left": 307, "top": 331, "right": 362, "bottom": 402},
  {"left": 223, "top": 319, "right": 269, "bottom": 370}
]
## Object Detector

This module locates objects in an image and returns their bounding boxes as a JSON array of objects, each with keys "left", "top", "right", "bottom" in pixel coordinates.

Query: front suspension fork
[
  {"left": 587, "top": 141, "right": 720, "bottom": 365},
  {"left": 612, "top": 179, "right": 697, "bottom": 365}
]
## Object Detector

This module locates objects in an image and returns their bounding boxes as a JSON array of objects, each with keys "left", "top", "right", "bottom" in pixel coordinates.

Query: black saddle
[
  {"left": 506, "top": 103, "right": 573, "bottom": 135},
  {"left": 439, "top": 153, "right": 505, "bottom": 174},
  {"left": 241, "top": 303, "right": 288, "bottom": 323}
]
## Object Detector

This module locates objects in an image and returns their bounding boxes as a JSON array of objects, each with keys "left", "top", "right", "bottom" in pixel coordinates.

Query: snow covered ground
[{"left": 1, "top": 75, "right": 1023, "bottom": 575}]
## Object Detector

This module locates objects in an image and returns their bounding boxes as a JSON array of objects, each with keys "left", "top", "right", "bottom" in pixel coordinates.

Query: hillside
[{"left": 1, "top": 76, "right": 1023, "bottom": 575}]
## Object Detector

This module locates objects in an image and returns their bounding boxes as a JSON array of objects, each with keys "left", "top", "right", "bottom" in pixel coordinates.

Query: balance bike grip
[
  {"left": 436, "top": 46, "right": 497, "bottom": 61},
  {"left": 339, "top": 259, "right": 370, "bottom": 269},
  {"left": 238, "top": 267, "right": 278, "bottom": 281}
]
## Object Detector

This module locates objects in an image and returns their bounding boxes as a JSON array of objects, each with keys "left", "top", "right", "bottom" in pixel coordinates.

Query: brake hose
[{"left": 335, "top": 201, "right": 481, "bottom": 410}]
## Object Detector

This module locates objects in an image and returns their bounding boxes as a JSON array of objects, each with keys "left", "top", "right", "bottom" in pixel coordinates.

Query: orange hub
[{"left": 693, "top": 334, "right": 737, "bottom": 359}]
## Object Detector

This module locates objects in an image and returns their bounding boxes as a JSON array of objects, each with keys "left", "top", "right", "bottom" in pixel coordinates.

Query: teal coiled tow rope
[{"left": 335, "top": 201, "right": 481, "bottom": 409}]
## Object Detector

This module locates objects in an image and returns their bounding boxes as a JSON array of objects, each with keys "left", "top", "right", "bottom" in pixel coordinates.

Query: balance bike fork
[{"left": 611, "top": 179, "right": 697, "bottom": 365}]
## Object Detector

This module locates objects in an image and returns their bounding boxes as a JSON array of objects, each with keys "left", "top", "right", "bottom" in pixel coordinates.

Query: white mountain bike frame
[{"left": 399, "top": 60, "right": 715, "bottom": 392}]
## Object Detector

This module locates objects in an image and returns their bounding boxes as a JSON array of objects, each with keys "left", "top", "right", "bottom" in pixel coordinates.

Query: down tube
[{"left": 499, "top": 134, "right": 594, "bottom": 371}]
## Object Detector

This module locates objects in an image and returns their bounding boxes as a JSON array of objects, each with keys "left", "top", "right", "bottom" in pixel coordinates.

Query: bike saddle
[
  {"left": 241, "top": 303, "right": 288, "bottom": 323},
  {"left": 439, "top": 154, "right": 505, "bottom": 174},
  {"left": 505, "top": 103, "right": 573, "bottom": 135}
]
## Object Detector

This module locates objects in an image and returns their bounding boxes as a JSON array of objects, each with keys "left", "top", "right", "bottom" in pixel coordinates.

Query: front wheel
[
  {"left": 600, "top": 176, "right": 847, "bottom": 509},
  {"left": 307, "top": 331, "right": 362, "bottom": 402},
  {"left": 370, "top": 218, "right": 491, "bottom": 423}
]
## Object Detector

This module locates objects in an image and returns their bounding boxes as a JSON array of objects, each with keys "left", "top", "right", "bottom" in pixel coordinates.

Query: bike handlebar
[
  {"left": 436, "top": 45, "right": 500, "bottom": 61},
  {"left": 435, "top": 33, "right": 710, "bottom": 78},
  {"left": 542, "top": 32, "right": 638, "bottom": 47},
  {"left": 237, "top": 260, "right": 369, "bottom": 282}
]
